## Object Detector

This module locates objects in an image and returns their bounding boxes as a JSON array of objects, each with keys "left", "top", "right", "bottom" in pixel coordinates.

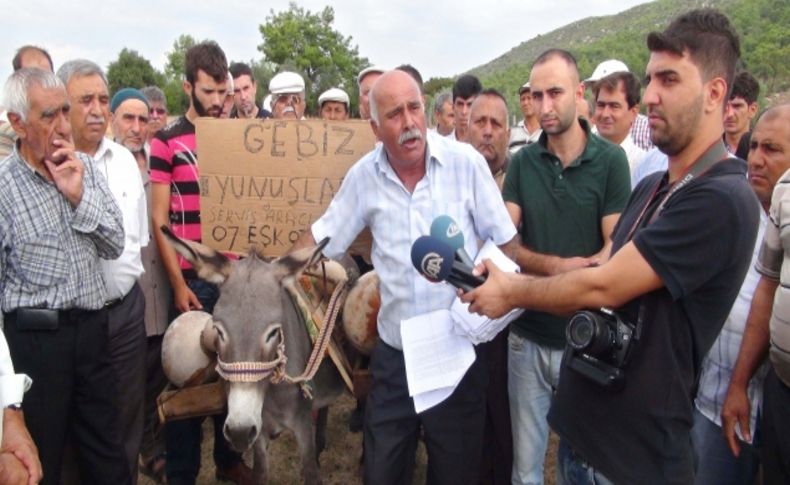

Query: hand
[
  {"left": 0, "top": 453, "right": 29, "bottom": 485},
  {"left": 174, "top": 284, "right": 203, "bottom": 313},
  {"left": 44, "top": 139, "right": 83, "bottom": 207},
  {"left": 459, "top": 259, "right": 515, "bottom": 319},
  {"left": 550, "top": 256, "right": 598, "bottom": 275},
  {"left": 721, "top": 383, "right": 751, "bottom": 457},
  {"left": 1, "top": 409, "right": 42, "bottom": 485}
]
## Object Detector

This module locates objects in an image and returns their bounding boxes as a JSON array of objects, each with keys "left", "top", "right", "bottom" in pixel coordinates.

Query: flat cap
[
  {"left": 318, "top": 87, "right": 350, "bottom": 108},
  {"left": 269, "top": 71, "right": 305, "bottom": 95}
]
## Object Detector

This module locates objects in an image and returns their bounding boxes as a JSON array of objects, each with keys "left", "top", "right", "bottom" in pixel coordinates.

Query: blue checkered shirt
[
  {"left": 313, "top": 131, "right": 517, "bottom": 349},
  {"left": 0, "top": 146, "right": 124, "bottom": 312}
]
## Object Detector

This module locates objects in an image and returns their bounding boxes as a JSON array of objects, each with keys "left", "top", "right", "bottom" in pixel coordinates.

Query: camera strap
[{"left": 624, "top": 141, "right": 729, "bottom": 242}]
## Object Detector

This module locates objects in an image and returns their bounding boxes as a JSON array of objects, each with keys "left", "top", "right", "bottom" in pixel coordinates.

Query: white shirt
[
  {"left": 620, "top": 135, "right": 647, "bottom": 175},
  {"left": 0, "top": 333, "right": 30, "bottom": 407},
  {"left": 508, "top": 120, "right": 542, "bottom": 155},
  {"left": 631, "top": 147, "right": 668, "bottom": 188},
  {"left": 313, "top": 131, "right": 517, "bottom": 349},
  {"left": 94, "top": 138, "right": 149, "bottom": 301}
]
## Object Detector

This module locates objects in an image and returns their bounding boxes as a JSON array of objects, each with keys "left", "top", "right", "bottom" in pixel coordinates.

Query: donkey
[{"left": 161, "top": 227, "right": 346, "bottom": 484}]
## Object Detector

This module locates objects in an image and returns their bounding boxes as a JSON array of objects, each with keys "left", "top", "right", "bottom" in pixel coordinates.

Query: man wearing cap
[
  {"left": 58, "top": 59, "right": 149, "bottom": 480},
  {"left": 269, "top": 71, "right": 306, "bottom": 120},
  {"left": 318, "top": 87, "right": 350, "bottom": 121},
  {"left": 357, "top": 66, "right": 384, "bottom": 120},
  {"left": 229, "top": 62, "right": 269, "bottom": 120},
  {"left": 509, "top": 82, "right": 541, "bottom": 154},
  {"left": 592, "top": 71, "right": 646, "bottom": 173},
  {"left": 111, "top": 88, "right": 150, "bottom": 169},
  {"left": 450, "top": 74, "right": 482, "bottom": 143},
  {"left": 586, "top": 59, "right": 653, "bottom": 151}
]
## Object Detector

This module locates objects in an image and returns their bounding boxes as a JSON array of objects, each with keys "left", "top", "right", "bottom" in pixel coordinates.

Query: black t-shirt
[{"left": 547, "top": 156, "right": 760, "bottom": 484}]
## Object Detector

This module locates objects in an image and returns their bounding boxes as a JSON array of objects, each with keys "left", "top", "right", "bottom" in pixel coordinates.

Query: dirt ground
[{"left": 139, "top": 393, "right": 558, "bottom": 484}]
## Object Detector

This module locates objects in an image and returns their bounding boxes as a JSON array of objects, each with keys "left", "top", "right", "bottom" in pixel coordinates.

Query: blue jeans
[
  {"left": 557, "top": 440, "right": 615, "bottom": 485},
  {"left": 508, "top": 332, "right": 564, "bottom": 485},
  {"left": 691, "top": 408, "right": 759, "bottom": 485}
]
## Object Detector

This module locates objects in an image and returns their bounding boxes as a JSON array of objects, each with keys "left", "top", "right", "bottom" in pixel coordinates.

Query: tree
[
  {"left": 162, "top": 34, "right": 198, "bottom": 115},
  {"left": 258, "top": 2, "right": 369, "bottom": 114},
  {"left": 106, "top": 49, "right": 165, "bottom": 96}
]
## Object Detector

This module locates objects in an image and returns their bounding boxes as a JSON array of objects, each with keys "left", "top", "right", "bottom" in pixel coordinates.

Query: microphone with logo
[
  {"left": 410, "top": 235, "right": 485, "bottom": 292},
  {"left": 430, "top": 215, "right": 475, "bottom": 268}
]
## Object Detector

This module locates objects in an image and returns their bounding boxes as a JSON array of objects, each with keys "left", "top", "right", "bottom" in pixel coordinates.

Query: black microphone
[
  {"left": 411, "top": 235, "right": 485, "bottom": 292},
  {"left": 430, "top": 215, "right": 475, "bottom": 268}
]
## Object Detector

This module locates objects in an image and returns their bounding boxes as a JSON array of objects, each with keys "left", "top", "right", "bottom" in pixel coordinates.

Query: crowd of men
[{"left": 0, "top": 6, "right": 788, "bottom": 485}]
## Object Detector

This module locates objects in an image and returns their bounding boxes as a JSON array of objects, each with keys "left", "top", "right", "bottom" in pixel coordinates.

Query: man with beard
[
  {"left": 149, "top": 41, "right": 251, "bottom": 485},
  {"left": 58, "top": 59, "right": 149, "bottom": 482},
  {"left": 268, "top": 71, "right": 306, "bottom": 120},
  {"left": 291, "top": 70, "right": 518, "bottom": 484},
  {"left": 229, "top": 62, "right": 269, "bottom": 120},
  {"left": 497, "top": 48, "right": 631, "bottom": 485},
  {"left": 110, "top": 88, "right": 150, "bottom": 169},
  {"left": 462, "top": 10, "right": 759, "bottom": 484}
]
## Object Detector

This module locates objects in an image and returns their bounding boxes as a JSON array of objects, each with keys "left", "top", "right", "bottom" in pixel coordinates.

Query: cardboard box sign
[{"left": 197, "top": 118, "right": 376, "bottom": 257}]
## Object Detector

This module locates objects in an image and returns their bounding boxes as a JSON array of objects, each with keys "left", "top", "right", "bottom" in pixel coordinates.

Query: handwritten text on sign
[{"left": 196, "top": 118, "right": 376, "bottom": 256}]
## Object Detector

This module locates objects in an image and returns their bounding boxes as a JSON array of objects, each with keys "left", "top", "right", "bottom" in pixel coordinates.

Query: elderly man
[
  {"left": 229, "top": 62, "right": 269, "bottom": 120},
  {"left": 292, "top": 69, "right": 518, "bottom": 484},
  {"left": 149, "top": 41, "right": 250, "bottom": 485},
  {"left": 450, "top": 74, "right": 482, "bottom": 142},
  {"left": 463, "top": 10, "right": 759, "bottom": 484},
  {"left": 58, "top": 59, "right": 149, "bottom": 482},
  {"left": 1, "top": 67, "right": 127, "bottom": 484},
  {"left": 592, "top": 71, "right": 646, "bottom": 173},
  {"left": 508, "top": 82, "right": 541, "bottom": 154},
  {"left": 432, "top": 91, "right": 454, "bottom": 136},
  {"left": 140, "top": 86, "right": 168, "bottom": 143},
  {"left": 269, "top": 71, "right": 306, "bottom": 120},
  {"left": 722, "top": 104, "right": 790, "bottom": 485},
  {"left": 468, "top": 89, "right": 511, "bottom": 189},
  {"left": 318, "top": 87, "right": 350, "bottom": 121},
  {"left": 111, "top": 88, "right": 150, "bottom": 169},
  {"left": 357, "top": 66, "right": 384, "bottom": 120}
]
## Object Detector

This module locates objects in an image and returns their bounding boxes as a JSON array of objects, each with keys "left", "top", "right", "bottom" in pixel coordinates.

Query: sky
[{"left": 2, "top": 0, "right": 651, "bottom": 88}]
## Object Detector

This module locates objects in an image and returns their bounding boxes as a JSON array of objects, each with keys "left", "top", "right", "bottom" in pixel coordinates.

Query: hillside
[{"left": 463, "top": 0, "right": 790, "bottom": 115}]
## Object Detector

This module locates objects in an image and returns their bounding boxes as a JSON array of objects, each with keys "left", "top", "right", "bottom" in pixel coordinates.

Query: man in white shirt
[
  {"left": 509, "top": 82, "right": 541, "bottom": 154},
  {"left": 58, "top": 59, "right": 148, "bottom": 481},
  {"left": 592, "top": 71, "right": 646, "bottom": 173}
]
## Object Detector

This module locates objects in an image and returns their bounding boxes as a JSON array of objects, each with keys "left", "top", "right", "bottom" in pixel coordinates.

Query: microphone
[
  {"left": 430, "top": 215, "right": 475, "bottom": 268},
  {"left": 410, "top": 235, "right": 485, "bottom": 292}
]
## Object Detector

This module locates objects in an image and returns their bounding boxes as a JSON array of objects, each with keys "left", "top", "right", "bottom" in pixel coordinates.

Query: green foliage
[
  {"left": 424, "top": 77, "right": 454, "bottom": 98},
  {"left": 258, "top": 2, "right": 369, "bottom": 115},
  {"left": 106, "top": 49, "right": 165, "bottom": 96},
  {"left": 162, "top": 34, "right": 199, "bottom": 115}
]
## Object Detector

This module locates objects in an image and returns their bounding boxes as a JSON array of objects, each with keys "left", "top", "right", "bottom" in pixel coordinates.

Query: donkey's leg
[
  {"left": 252, "top": 430, "right": 270, "bottom": 484},
  {"left": 293, "top": 413, "right": 321, "bottom": 485},
  {"left": 315, "top": 406, "right": 329, "bottom": 459}
]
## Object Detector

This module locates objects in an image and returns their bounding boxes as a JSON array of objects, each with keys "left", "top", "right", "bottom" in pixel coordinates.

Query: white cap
[
  {"left": 269, "top": 71, "right": 305, "bottom": 95},
  {"left": 518, "top": 82, "right": 531, "bottom": 95},
  {"left": 585, "top": 59, "right": 630, "bottom": 83},
  {"left": 357, "top": 66, "right": 385, "bottom": 85},
  {"left": 318, "top": 88, "right": 350, "bottom": 109}
]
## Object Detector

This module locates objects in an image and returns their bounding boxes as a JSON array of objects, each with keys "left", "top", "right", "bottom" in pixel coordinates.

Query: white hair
[
  {"left": 56, "top": 59, "right": 107, "bottom": 87},
  {"left": 2, "top": 68, "right": 63, "bottom": 122}
]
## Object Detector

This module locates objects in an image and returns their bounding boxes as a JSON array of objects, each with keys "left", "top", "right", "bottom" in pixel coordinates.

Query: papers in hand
[{"left": 451, "top": 239, "right": 523, "bottom": 344}]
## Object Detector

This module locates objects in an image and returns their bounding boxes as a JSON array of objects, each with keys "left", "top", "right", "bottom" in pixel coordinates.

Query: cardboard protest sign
[{"left": 196, "top": 118, "right": 376, "bottom": 257}]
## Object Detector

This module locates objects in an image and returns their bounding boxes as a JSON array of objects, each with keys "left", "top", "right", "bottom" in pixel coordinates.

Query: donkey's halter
[{"left": 213, "top": 261, "right": 348, "bottom": 399}]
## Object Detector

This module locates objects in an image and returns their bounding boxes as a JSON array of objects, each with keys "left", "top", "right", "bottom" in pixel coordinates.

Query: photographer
[{"left": 461, "top": 9, "right": 760, "bottom": 484}]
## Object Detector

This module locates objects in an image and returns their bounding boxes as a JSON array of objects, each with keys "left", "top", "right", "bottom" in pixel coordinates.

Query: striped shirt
[
  {"left": 0, "top": 147, "right": 124, "bottom": 311},
  {"left": 756, "top": 172, "right": 790, "bottom": 387},
  {"left": 149, "top": 116, "right": 201, "bottom": 276},
  {"left": 630, "top": 113, "right": 653, "bottom": 151},
  {"left": 313, "top": 131, "right": 517, "bottom": 349}
]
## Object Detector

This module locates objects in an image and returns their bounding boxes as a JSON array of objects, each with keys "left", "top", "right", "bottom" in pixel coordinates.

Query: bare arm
[
  {"left": 151, "top": 183, "right": 200, "bottom": 312},
  {"left": 461, "top": 240, "right": 663, "bottom": 318},
  {"left": 721, "top": 275, "right": 776, "bottom": 456},
  {"left": 593, "top": 213, "right": 621, "bottom": 263},
  {"left": 506, "top": 201, "right": 599, "bottom": 276}
]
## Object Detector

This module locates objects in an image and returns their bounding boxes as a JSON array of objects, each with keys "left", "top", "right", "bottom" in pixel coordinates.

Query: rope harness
[{"left": 214, "top": 263, "right": 349, "bottom": 400}]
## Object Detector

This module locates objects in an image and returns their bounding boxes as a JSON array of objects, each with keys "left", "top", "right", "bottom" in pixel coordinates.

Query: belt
[{"left": 105, "top": 282, "right": 139, "bottom": 309}]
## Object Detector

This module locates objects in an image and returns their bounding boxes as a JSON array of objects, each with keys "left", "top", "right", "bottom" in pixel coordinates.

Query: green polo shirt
[{"left": 502, "top": 118, "right": 631, "bottom": 348}]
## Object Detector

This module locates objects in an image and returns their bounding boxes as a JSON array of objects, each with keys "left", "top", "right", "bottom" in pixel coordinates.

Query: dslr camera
[{"left": 564, "top": 307, "right": 639, "bottom": 391}]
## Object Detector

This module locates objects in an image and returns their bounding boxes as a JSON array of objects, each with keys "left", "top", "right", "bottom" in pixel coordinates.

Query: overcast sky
[{"left": 3, "top": 0, "right": 650, "bottom": 89}]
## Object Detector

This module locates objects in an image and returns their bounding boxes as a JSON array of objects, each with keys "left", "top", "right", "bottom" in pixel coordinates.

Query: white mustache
[
  {"left": 283, "top": 106, "right": 295, "bottom": 114},
  {"left": 398, "top": 128, "right": 422, "bottom": 145},
  {"left": 87, "top": 116, "right": 104, "bottom": 124}
]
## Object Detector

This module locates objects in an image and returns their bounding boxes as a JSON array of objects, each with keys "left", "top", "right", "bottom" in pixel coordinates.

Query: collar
[
  {"left": 93, "top": 137, "right": 113, "bottom": 162},
  {"left": 536, "top": 117, "right": 596, "bottom": 168}
]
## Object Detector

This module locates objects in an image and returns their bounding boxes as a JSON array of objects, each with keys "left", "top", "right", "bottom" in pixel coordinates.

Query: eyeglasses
[
  {"left": 274, "top": 94, "right": 303, "bottom": 106},
  {"left": 149, "top": 107, "right": 167, "bottom": 116}
]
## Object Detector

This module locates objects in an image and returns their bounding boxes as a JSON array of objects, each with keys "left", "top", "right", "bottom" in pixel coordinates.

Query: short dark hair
[
  {"left": 647, "top": 8, "right": 740, "bottom": 91},
  {"left": 452, "top": 74, "right": 482, "bottom": 102},
  {"left": 185, "top": 41, "right": 228, "bottom": 84},
  {"left": 593, "top": 71, "right": 641, "bottom": 109},
  {"left": 532, "top": 49, "right": 580, "bottom": 83},
  {"left": 229, "top": 62, "right": 254, "bottom": 82},
  {"left": 12, "top": 45, "right": 53, "bottom": 72},
  {"left": 396, "top": 64, "right": 423, "bottom": 93},
  {"left": 730, "top": 71, "right": 760, "bottom": 104}
]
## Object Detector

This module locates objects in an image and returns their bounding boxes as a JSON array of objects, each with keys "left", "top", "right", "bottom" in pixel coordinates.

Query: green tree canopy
[
  {"left": 258, "top": 2, "right": 369, "bottom": 114},
  {"left": 162, "top": 34, "right": 199, "bottom": 115},
  {"left": 106, "top": 49, "right": 165, "bottom": 96}
]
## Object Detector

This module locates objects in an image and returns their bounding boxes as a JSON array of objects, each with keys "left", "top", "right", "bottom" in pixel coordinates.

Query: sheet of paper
[
  {"left": 401, "top": 309, "right": 475, "bottom": 398},
  {"left": 412, "top": 386, "right": 455, "bottom": 414}
]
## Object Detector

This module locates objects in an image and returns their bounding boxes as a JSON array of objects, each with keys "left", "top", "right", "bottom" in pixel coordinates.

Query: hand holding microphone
[{"left": 410, "top": 235, "right": 484, "bottom": 292}]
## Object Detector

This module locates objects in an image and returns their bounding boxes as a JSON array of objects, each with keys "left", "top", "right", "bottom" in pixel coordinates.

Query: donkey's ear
[
  {"left": 274, "top": 237, "right": 330, "bottom": 282},
  {"left": 160, "top": 225, "right": 232, "bottom": 285}
]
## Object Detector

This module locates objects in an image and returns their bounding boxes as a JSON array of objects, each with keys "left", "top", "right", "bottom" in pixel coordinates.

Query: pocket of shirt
[{"left": 13, "top": 232, "right": 70, "bottom": 290}]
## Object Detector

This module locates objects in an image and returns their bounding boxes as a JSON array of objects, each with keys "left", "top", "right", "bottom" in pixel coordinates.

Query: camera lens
[{"left": 567, "top": 312, "right": 596, "bottom": 350}]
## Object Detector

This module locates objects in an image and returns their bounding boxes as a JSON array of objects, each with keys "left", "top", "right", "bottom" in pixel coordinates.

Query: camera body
[{"left": 564, "top": 308, "right": 638, "bottom": 391}]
